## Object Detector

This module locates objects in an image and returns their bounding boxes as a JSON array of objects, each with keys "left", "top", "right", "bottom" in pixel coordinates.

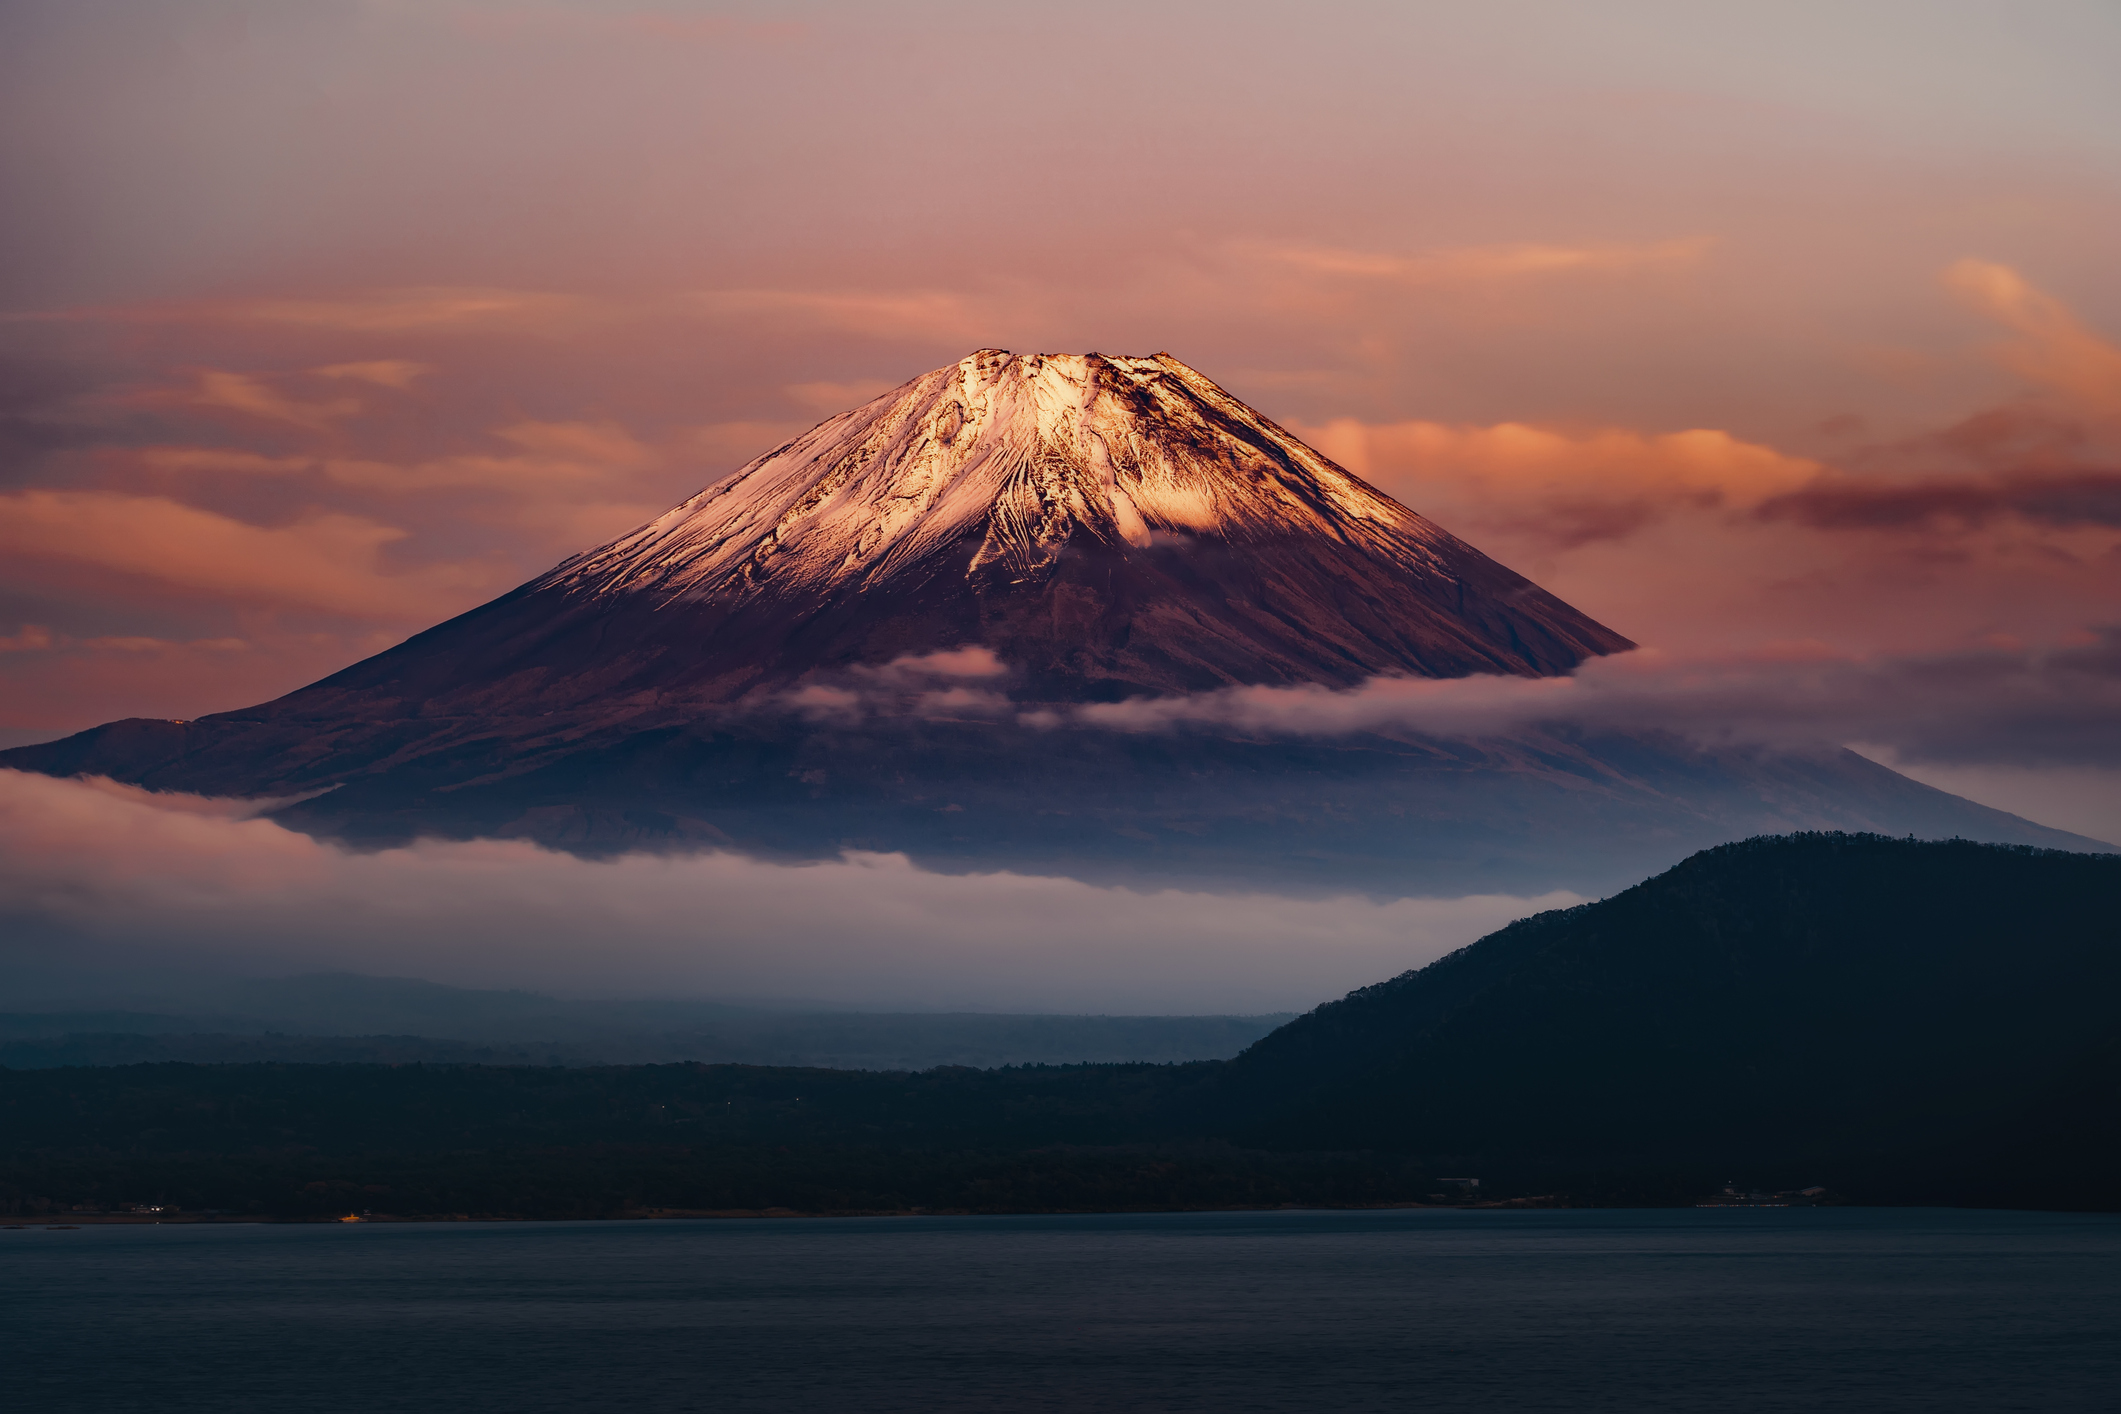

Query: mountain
[
  {"left": 1, "top": 351, "right": 2102, "bottom": 891},
  {"left": 536, "top": 349, "right": 1635, "bottom": 699},
  {"left": 2, "top": 351, "right": 1626, "bottom": 780},
  {"left": 1219, "top": 832, "right": 2121, "bottom": 1203}
]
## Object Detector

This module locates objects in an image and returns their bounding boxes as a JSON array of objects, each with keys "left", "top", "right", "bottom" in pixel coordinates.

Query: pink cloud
[
  {"left": 689, "top": 288, "right": 1000, "bottom": 344},
  {"left": 0, "top": 490, "right": 505, "bottom": 618},
  {"left": 322, "top": 420, "right": 659, "bottom": 495},
  {"left": 1300, "top": 417, "right": 1821, "bottom": 549},
  {"left": 313, "top": 360, "right": 433, "bottom": 389},
  {"left": 0, "top": 625, "right": 55, "bottom": 653},
  {"left": 231, "top": 289, "right": 601, "bottom": 335},
  {"left": 132, "top": 447, "right": 316, "bottom": 476},
  {"left": 186, "top": 371, "right": 361, "bottom": 430},
  {"left": 1260, "top": 236, "right": 1715, "bottom": 285},
  {"left": 1947, "top": 260, "right": 2121, "bottom": 415},
  {"left": 862, "top": 646, "right": 1010, "bottom": 682}
]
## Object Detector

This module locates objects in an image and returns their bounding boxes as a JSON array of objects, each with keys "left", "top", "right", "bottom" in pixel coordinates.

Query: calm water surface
[{"left": 7, "top": 1207, "right": 2119, "bottom": 1412}]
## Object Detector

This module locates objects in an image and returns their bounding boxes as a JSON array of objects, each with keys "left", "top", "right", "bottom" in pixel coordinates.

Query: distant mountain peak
[
  {"left": 551, "top": 350, "right": 1468, "bottom": 608},
  {"left": 427, "top": 348, "right": 1633, "bottom": 707}
]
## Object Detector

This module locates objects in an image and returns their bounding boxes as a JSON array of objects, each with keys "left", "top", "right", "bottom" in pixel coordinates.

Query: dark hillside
[{"left": 1223, "top": 833, "right": 2121, "bottom": 1201}]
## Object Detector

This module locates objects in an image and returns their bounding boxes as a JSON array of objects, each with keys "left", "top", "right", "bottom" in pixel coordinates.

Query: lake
[{"left": 8, "top": 1207, "right": 2119, "bottom": 1412}]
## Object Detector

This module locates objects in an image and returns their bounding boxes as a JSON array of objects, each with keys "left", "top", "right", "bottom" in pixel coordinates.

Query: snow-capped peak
[{"left": 547, "top": 350, "right": 1450, "bottom": 603}]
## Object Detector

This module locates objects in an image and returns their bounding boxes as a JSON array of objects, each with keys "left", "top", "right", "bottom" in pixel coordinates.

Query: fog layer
[{"left": 0, "top": 770, "right": 1580, "bottom": 1014}]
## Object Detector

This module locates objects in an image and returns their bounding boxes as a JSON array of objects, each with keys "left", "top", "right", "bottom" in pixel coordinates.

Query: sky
[{"left": 2, "top": 0, "right": 2118, "bottom": 1007}]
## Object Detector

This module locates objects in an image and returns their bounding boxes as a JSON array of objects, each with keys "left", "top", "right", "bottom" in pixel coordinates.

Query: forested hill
[{"left": 1222, "top": 833, "right": 2121, "bottom": 1199}]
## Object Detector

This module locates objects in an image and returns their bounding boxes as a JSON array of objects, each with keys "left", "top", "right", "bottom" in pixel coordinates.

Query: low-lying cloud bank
[
  {"left": 1066, "top": 636, "right": 2121, "bottom": 769},
  {"left": 752, "top": 633, "right": 2121, "bottom": 842},
  {"left": 813, "top": 632, "right": 2121, "bottom": 772},
  {"left": 0, "top": 770, "right": 1578, "bottom": 1015}
]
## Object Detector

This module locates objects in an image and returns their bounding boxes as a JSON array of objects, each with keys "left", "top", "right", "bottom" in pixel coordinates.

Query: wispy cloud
[
  {"left": 1260, "top": 237, "right": 1714, "bottom": 286},
  {"left": 787, "top": 647, "right": 1016, "bottom": 723},
  {"left": 1947, "top": 260, "right": 2121, "bottom": 414},
  {"left": 233, "top": 288, "right": 600, "bottom": 335},
  {"left": 313, "top": 360, "right": 434, "bottom": 389},
  {"left": 691, "top": 289, "right": 994, "bottom": 343},
  {"left": 0, "top": 625, "right": 54, "bottom": 653},
  {"left": 322, "top": 420, "right": 659, "bottom": 495},
  {"left": 1300, "top": 417, "right": 1820, "bottom": 548},
  {"left": 186, "top": 371, "right": 361, "bottom": 430},
  {"left": 1760, "top": 467, "right": 2121, "bottom": 531},
  {"left": 131, "top": 447, "right": 316, "bottom": 476},
  {"left": 7, "top": 288, "right": 603, "bottom": 335},
  {"left": 1044, "top": 636, "right": 2121, "bottom": 776},
  {"left": 0, "top": 491, "right": 504, "bottom": 618}
]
